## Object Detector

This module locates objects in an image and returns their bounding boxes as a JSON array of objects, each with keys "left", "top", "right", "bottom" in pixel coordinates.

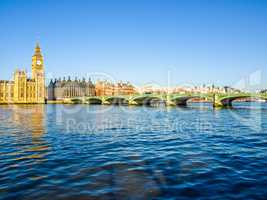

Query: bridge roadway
[{"left": 63, "top": 93, "right": 267, "bottom": 108}]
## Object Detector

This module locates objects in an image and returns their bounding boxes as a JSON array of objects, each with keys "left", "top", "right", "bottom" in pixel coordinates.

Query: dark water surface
[{"left": 0, "top": 103, "right": 267, "bottom": 200}]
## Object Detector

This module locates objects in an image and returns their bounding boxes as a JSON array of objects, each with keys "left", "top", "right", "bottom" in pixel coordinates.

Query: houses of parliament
[
  {"left": 0, "top": 44, "right": 45, "bottom": 104},
  {"left": 0, "top": 44, "right": 136, "bottom": 104}
]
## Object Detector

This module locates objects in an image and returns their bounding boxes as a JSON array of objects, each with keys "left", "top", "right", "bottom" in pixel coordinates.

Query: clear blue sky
[{"left": 0, "top": 0, "right": 267, "bottom": 88}]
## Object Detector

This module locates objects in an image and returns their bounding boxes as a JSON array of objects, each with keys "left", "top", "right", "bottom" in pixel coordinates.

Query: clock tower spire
[
  {"left": 32, "top": 42, "right": 45, "bottom": 103},
  {"left": 32, "top": 42, "right": 44, "bottom": 79}
]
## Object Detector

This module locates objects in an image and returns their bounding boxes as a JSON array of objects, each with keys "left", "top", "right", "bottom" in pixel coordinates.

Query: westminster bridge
[{"left": 58, "top": 92, "right": 267, "bottom": 108}]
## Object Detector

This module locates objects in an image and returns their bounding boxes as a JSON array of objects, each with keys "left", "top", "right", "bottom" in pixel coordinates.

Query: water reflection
[
  {"left": 11, "top": 105, "right": 45, "bottom": 137},
  {"left": 7, "top": 105, "right": 49, "bottom": 162}
]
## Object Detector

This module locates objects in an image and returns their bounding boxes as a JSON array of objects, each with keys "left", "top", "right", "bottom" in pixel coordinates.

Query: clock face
[{"left": 37, "top": 60, "right": 42, "bottom": 65}]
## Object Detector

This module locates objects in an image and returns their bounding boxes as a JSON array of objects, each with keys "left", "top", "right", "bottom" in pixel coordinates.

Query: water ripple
[{"left": 0, "top": 104, "right": 267, "bottom": 199}]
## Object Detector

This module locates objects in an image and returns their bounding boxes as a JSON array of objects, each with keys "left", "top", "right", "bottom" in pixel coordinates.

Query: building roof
[
  {"left": 0, "top": 80, "right": 14, "bottom": 84},
  {"left": 33, "top": 43, "right": 43, "bottom": 57},
  {"left": 49, "top": 78, "right": 95, "bottom": 88}
]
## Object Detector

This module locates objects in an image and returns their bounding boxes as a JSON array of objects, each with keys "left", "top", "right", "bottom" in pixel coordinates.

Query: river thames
[{"left": 0, "top": 103, "right": 267, "bottom": 199}]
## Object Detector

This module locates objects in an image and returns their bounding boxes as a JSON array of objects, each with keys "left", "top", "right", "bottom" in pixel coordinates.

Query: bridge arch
[
  {"left": 86, "top": 97, "right": 103, "bottom": 105},
  {"left": 70, "top": 98, "right": 83, "bottom": 104},
  {"left": 105, "top": 97, "right": 129, "bottom": 105},
  {"left": 219, "top": 95, "right": 266, "bottom": 107},
  {"left": 170, "top": 96, "right": 204, "bottom": 106},
  {"left": 132, "top": 96, "right": 166, "bottom": 106}
]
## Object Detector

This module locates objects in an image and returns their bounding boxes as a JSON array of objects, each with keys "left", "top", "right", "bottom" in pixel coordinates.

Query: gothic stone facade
[
  {"left": 47, "top": 79, "right": 136, "bottom": 100},
  {"left": 0, "top": 44, "right": 45, "bottom": 104},
  {"left": 47, "top": 78, "right": 96, "bottom": 100}
]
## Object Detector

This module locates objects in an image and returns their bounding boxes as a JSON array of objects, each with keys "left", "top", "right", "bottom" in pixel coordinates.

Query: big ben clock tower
[{"left": 32, "top": 43, "right": 45, "bottom": 103}]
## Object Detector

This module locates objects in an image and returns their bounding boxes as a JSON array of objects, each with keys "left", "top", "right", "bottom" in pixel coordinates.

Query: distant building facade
[
  {"left": 47, "top": 77, "right": 95, "bottom": 100},
  {"left": 0, "top": 44, "right": 45, "bottom": 104},
  {"left": 47, "top": 79, "right": 135, "bottom": 100},
  {"left": 171, "top": 85, "right": 241, "bottom": 94},
  {"left": 95, "top": 80, "right": 136, "bottom": 96}
]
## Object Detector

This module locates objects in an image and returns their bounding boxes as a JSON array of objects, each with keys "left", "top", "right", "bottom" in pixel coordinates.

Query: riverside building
[
  {"left": 95, "top": 80, "right": 136, "bottom": 96},
  {"left": 47, "top": 77, "right": 95, "bottom": 100},
  {"left": 0, "top": 44, "right": 45, "bottom": 104},
  {"left": 47, "top": 79, "right": 136, "bottom": 100}
]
